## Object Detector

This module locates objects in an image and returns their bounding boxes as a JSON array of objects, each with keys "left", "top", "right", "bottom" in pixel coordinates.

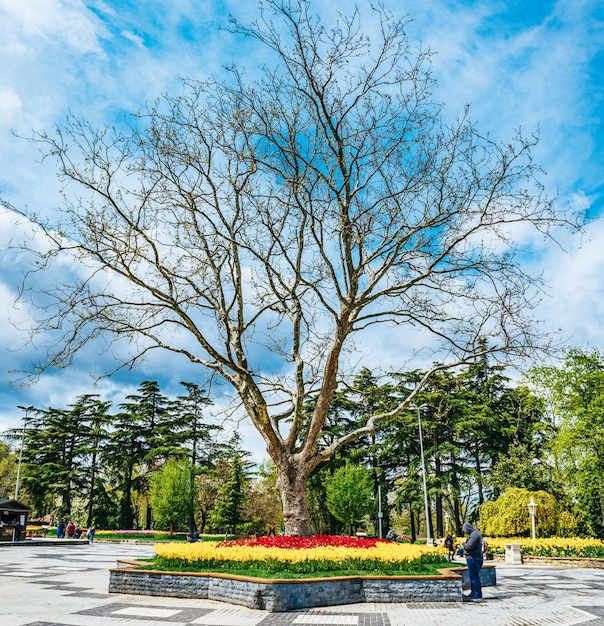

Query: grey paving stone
[
  {"left": 75, "top": 601, "right": 214, "bottom": 622},
  {"left": 3, "top": 543, "right": 604, "bottom": 625}
]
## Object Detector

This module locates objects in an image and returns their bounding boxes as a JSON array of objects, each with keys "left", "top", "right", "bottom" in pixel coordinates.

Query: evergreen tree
[
  {"left": 150, "top": 458, "right": 196, "bottom": 533},
  {"left": 0, "top": 441, "right": 17, "bottom": 500},
  {"left": 210, "top": 452, "right": 248, "bottom": 534},
  {"left": 106, "top": 402, "right": 146, "bottom": 529},
  {"left": 170, "top": 382, "right": 220, "bottom": 533},
  {"left": 306, "top": 368, "right": 398, "bottom": 535},
  {"left": 17, "top": 405, "right": 87, "bottom": 519},
  {"left": 66, "top": 395, "right": 111, "bottom": 527},
  {"left": 113, "top": 381, "right": 183, "bottom": 529}
]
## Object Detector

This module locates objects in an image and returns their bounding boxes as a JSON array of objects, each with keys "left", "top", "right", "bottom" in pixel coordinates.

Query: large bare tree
[{"left": 5, "top": 0, "right": 578, "bottom": 534}]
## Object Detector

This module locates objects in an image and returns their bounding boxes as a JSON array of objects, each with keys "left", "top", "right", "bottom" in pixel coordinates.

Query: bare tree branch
[{"left": 3, "top": 0, "right": 582, "bottom": 534}]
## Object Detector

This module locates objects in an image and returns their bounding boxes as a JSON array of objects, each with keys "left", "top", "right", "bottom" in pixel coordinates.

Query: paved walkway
[{"left": 2, "top": 541, "right": 604, "bottom": 625}]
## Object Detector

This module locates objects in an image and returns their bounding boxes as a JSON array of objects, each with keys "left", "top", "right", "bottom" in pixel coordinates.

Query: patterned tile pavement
[{"left": 2, "top": 541, "right": 604, "bottom": 625}]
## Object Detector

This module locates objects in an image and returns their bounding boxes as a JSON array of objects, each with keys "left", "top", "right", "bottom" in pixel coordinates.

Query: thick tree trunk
[
  {"left": 410, "top": 506, "right": 416, "bottom": 542},
  {"left": 435, "top": 455, "right": 443, "bottom": 538},
  {"left": 275, "top": 459, "right": 314, "bottom": 536},
  {"left": 145, "top": 502, "right": 152, "bottom": 530},
  {"left": 474, "top": 440, "right": 484, "bottom": 505},
  {"left": 188, "top": 511, "right": 196, "bottom": 536},
  {"left": 454, "top": 498, "right": 462, "bottom": 535},
  {"left": 435, "top": 495, "right": 443, "bottom": 539}
]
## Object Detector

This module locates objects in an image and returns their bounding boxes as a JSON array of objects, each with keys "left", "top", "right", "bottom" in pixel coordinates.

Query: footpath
[{"left": 2, "top": 540, "right": 604, "bottom": 625}]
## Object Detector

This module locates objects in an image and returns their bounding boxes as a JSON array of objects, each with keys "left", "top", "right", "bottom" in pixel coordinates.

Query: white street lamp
[
  {"left": 15, "top": 406, "right": 33, "bottom": 501},
  {"left": 444, "top": 511, "right": 450, "bottom": 534},
  {"left": 528, "top": 497, "right": 537, "bottom": 540},
  {"left": 377, "top": 483, "right": 383, "bottom": 539},
  {"left": 411, "top": 404, "right": 431, "bottom": 545}
]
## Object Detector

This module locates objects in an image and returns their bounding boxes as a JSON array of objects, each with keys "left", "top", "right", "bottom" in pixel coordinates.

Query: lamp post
[
  {"left": 374, "top": 464, "right": 384, "bottom": 539},
  {"left": 444, "top": 511, "right": 450, "bottom": 534},
  {"left": 15, "top": 406, "right": 33, "bottom": 501},
  {"left": 411, "top": 404, "right": 431, "bottom": 545},
  {"left": 377, "top": 483, "right": 383, "bottom": 539},
  {"left": 528, "top": 497, "right": 537, "bottom": 540}
]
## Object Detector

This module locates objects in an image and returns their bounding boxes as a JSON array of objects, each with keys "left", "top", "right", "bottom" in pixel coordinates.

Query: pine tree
[{"left": 210, "top": 452, "right": 248, "bottom": 534}]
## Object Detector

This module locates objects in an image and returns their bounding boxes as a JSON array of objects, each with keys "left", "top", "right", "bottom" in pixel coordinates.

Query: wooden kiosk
[{"left": 0, "top": 499, "right": 31, "bottom": 542}]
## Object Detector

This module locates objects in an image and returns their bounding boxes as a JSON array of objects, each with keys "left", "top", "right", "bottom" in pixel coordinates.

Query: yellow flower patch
[
  {"left": 151, "top": 540, "right": 450, "bottom": 576},
  {"left": 487, "top": 536, "right": 604, "bottom": 558},
  {"left": 154, "top": 541, "right": 442, "bottom": 565}
]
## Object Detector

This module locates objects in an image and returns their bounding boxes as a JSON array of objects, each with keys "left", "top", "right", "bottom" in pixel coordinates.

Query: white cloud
[
  {"left": 535, "top": 192, "right": 604, "bottom": 347},
  {"left": 0, "top": 0, "right": 104, "bottom": 56},
  {"left": 391, "top": 1, "right": 602, "bottom": 204},
  {"left": 1, "top": 0, "right": 603, "bottom": 462},
  {"left": 120, "top": 30, "right": 144, "bottom": 48},
  {"left": 0, "top": 87, "right": 22, "bottom": 128}
]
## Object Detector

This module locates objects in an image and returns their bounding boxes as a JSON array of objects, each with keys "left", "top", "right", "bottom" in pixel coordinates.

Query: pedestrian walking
[
  {"left": 462, "top": 522, "right": 484, "bottom": 600},
  {"left": 444, "top": 533, "right": 455, "bottom": 561}
]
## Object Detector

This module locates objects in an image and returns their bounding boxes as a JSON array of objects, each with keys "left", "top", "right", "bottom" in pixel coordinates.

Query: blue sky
[{"left": 0, "top": 0, "right": 603, "bottom": 460}]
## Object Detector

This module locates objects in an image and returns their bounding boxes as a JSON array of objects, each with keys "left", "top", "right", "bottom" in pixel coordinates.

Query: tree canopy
[
  {"left": 325, "top": 463, "right": 374, "bottom": 535},
  {"left": 526, "top": 348, "right": 604, "bottom": 536},
  {"left": 5, "top": 354, "right": 604, "bottom": 539},
  {"left": 3, "top": 0, "right": 579, "bottom": 534},
  {"left": 149, "top": 458, "right": 196, "bottom": 534}
]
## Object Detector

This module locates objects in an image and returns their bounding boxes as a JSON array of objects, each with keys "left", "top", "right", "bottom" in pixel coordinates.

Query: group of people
[
  {"left": 56, "top": 521, "right": 95, "bottom": 542},
  {"left": 386, "top": 522, "right": 487, "bottom": 601}
]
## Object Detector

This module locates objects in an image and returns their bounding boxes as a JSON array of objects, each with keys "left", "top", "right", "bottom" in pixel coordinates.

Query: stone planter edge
[{"left": 108, "top": 559, "right": 496, "bottom": 611}]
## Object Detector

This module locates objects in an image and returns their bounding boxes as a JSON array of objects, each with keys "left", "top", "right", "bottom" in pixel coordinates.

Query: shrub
[{"left": 480, "top": 488, "right": 558, "bottom": 537}]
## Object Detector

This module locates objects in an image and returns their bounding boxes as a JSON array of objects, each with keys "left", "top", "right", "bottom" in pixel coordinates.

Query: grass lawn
[
  {"left": 137, "top": 557, "right": 458, "bottom": 579},
  {"left": 96, "top": 532, "right": 228, "bottom": 542}
]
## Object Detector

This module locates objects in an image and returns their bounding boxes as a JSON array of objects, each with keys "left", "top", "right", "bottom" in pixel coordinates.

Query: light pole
[
  {"left": 411, "top": 403, "right": 431, "bottom": 545},
  {"left": 377, "top": 483, "right": 383, "bottom": 539},
  {"left": 444, "top": 511, "right": 450, "bottom": 534},
  {"left": 15, "top": 406, "right": 33, "bottom": 501},
  {"left": 528, "top": 497, "right": 537, "bottom": 540}
]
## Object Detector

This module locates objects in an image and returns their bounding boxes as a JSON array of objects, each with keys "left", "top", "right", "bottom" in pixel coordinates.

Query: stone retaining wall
[
  {"left": 460, "top": 564, "right": 497, "bottom": 590},
  {"left": 109, "top": 561, "right": 497, "bottom": 612},
  {"left": 361, "top": 577, "right": 461, "bottom": 602}
]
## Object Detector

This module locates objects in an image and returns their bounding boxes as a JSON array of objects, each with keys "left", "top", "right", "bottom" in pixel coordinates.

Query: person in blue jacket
[{"left": 462, "top": 522, "right": 484, "bottom": 600}]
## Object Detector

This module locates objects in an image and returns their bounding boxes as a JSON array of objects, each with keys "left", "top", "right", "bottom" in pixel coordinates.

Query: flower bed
[
  {"left": 96, "top": 530, "right": 189, "bottom": 541},
  {"left": 487, "top": 537, "right": 604, "bottom": 558},
  {"left": 110, "top": 535, "right": 494, "bottom": 610},
  {"left": 151, "top": 534, "right": 450, "bottom": 577},
  {"left": 94, "top": 530, "right": 231, "bottom": 542}
]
